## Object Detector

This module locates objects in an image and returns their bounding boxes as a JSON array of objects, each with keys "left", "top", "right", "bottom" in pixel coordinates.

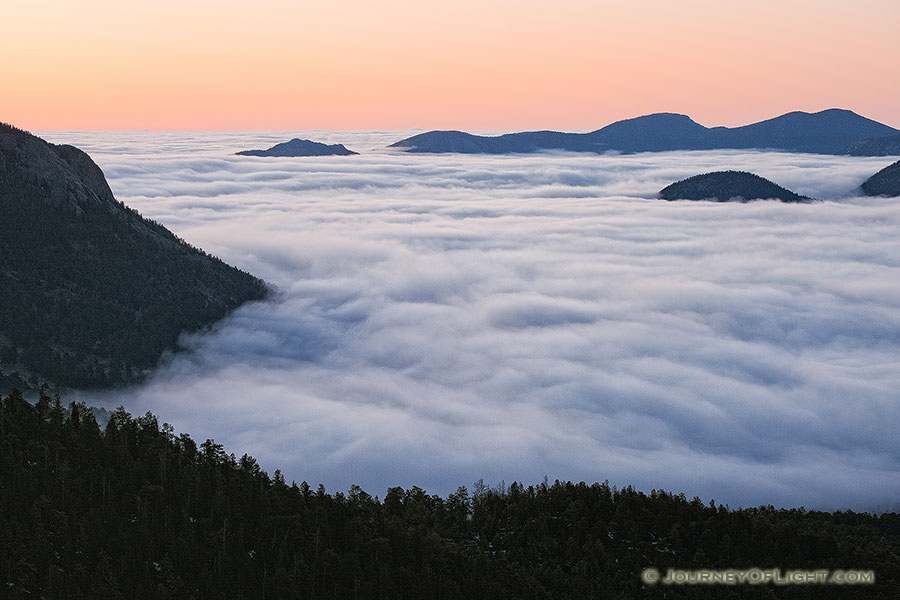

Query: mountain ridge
[{"left": 390, "top": 109, "right": 899, "bottom": 155}]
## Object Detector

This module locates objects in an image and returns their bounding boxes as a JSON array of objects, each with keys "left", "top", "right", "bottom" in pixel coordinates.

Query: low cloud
[{"left": 41, "top": 129, "right": 900, "bottom": 511}]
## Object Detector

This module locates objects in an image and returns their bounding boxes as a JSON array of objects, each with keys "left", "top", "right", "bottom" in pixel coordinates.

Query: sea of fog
[{"left": 39, "top": 129, "right": 900, "bottom": 511}]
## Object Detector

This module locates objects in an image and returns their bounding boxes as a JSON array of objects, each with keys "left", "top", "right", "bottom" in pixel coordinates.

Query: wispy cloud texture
[{"left": 44, "top": 130, "right": 900, "bottom": 510}]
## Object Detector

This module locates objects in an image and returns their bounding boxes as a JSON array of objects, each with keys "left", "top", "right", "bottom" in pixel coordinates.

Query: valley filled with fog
[{"left": 43, "top": 130, "right": 900, "bottom": 511}]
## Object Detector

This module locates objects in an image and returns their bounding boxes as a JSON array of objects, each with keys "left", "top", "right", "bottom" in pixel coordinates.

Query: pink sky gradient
[{"left": 3, "top": 0, "right": 898, "bottom": 131}]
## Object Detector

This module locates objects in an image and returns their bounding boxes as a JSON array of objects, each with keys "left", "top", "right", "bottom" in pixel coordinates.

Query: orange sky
[{"left": 3, "top": 0, "right": 899, "bottom": 131}]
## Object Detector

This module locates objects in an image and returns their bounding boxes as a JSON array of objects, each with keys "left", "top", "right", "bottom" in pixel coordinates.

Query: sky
[
  {"left": 5, "top": 0, "right": 900, "bottom": 131},
  {"left": 45, "top": 129, "right": 900, "bottom": 511}
]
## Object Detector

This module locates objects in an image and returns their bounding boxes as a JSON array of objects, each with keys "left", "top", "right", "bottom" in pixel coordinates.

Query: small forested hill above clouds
[
  {"left": 0, "top": 122, "right": 268, "bottom": 391},
  {"left": 237, "top": 138, "right": 357, "bottom": 156},
  {"left": 659, "top": 171, "right": 812, "bottom": 203},
  {"left": 861, "top": 159, "right": 900, "bottom": 197},
  {"left": 390, "top": 109, "right": 899, "bottom": 155}
]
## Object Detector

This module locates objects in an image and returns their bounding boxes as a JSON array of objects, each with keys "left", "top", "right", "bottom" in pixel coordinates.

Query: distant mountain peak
[
  {"left": 606, "top": 111, "right": 698, "bottom": 122},
  {"left": 816, "top": 107, "right": 857, "bottom": 115}
]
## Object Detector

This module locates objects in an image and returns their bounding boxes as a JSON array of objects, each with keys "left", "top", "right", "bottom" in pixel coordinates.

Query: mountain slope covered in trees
[
  {"left": 0, "top": 123, "right": 268, "bottom": 391},
  {"left": 659, "top": 171, "right": 812, "bottom": 202},
  {"left": 843, "top": 134, "right": 900, "bottom": 156},
  {"left": 861, "top": 159, "right": 900, "bottom": 197},
  {"left": 1, "top": 389, "right": 897, "bottom": 599}
]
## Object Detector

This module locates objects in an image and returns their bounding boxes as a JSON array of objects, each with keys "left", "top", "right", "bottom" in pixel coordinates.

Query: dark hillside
[
  {"left": 698, "top": 109, "right": 898, "bottom": 154},
  {"left": 1, "top": 389, "right": 898, "bottom": 599},
  {"left": 842, "top": 133, "right": 900, "bottom": 156},
  {"left": 389, "top": 109, "right": 899, "bottom": 155},
  {"left": 659, "top": 171, "right": 812, "bottom": 203},
  {"left": 860, "top": 159, "right": 900, "bottom": 197},
  {"left": 389, "top": 130, "right": 509, "bottom": 153},
  {"left": 0, "top": 123, "right": 268, "bottom": 390},
  {"left": 237, "top": 138, "right": 357, "bottom": 156},
  {"left": 588, "top": 112, "right": 709, "bottom": 152}
]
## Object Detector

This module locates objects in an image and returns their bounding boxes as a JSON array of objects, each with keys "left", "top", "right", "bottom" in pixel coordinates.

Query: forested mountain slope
[
  {"left": 659, "top": 171, "right": 811, "bottom": 202},
  {"left": 1, "top": 389, "right": 897, "bottom": 599},
  {"left": 0, "top": 123, "right": 268, "bottom": 390},
  {"left": 861, "top": 159, "right": 900, "bottom": 196}
]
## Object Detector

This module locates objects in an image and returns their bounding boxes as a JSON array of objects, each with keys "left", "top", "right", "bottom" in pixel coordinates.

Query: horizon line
[{"left": 24, "top": 107, "right": 900, "bottom": 135}]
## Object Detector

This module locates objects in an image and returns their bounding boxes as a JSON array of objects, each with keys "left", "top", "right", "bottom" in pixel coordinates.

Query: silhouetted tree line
[{"left": 1, "top": 389, "right": 898, "bottom": 599}]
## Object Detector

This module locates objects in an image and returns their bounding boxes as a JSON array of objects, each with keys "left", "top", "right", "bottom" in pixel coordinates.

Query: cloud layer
[{"left": 43, "top": 130, "right": 900, "bottom": 511}]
